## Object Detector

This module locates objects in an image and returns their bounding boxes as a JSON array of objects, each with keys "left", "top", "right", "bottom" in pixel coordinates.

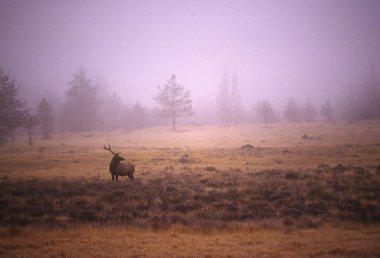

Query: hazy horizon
[{"left": 1, "top": 0, "right": 380, "bottom": 110}]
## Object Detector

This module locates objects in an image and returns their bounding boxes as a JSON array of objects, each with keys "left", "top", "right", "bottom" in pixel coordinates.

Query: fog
[{"left": 1, "top": 0, "right": 380, "bottom": 112}]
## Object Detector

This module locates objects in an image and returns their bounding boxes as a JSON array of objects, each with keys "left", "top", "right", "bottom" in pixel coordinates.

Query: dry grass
[
  {"left": 1, "top": 121, "right": 380, "bottom": 179},
  {"left": 0, "top": 121, "right": 380, "bottom": 257},
  {"left": 0, "top": 224, "right": 379, "bottom": 258}
]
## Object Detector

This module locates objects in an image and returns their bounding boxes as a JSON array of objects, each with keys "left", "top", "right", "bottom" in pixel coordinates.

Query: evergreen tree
[
  {"left": 100, "top": 92, "right": 126, "bottom": 131},
  {"left": 284, "top": 98, "right": 300, "bottom": 123},
  {"left": 256, "top": 100, "right": 275, "bottom": 126},
  {"left": 358, "top": 65, "right": 380, "bottom": 119},
  {"left": 301, "top": 98, "right": 317, "bottom": 122},
  {"left": 153, "top": 74, "right": 193, "bottom": 131},
  {"left": 339, "top": 66, "right": 380, "bottom": 121},
  {"left": 0, "top": 69, "right": 28, "bottom": 143},
  {"left": 23, "top": 111, "right": 38, "bottom": 145},
  {"left": 321, "top": 100, "right": 334, "bottom": 122},
  {"left": 37, "top": 98, "right": 54, "bottom": 139},
  {"left": 130, "top": 102, "right": 146, "bottom": 129},
  {"left": 63, "top": 67, "right": 99, "bottom": 133},
  {"left": 230, "top": 72, "right": 243, "bottom": 124},
  {"left": 216, "top": 71, "right": 231, "bottom": 125}
]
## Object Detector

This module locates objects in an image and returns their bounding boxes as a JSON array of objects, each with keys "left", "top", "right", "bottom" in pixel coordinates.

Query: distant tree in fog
[
  {"left": 357, "top": 66, "right": 380, "bottom": 119},
  {"left": 37, "top": 98, "right": 54, "bottom": 139},
  {"left": 130, "top": 102, "right": 146, "bottom": 129},
  {"left": 255, "top": 100, "right": 275, "bottom": 126},
  {"left": 99, "top": 92, "right": 126, "bottom": 131},
  {"left": 300, "top": 98, "right": 317, "bottom": 122},
  {"left": 0, "top": 68, "right": 28, "bottom": 144},
  {"left": 216, "top": 71, "right": 247, "bottom": 125},
  {"left": 63, "top": 67, "right": 99, "bottom": 133},
  {"left": 216, "top": 71, "right": 231, "bottom": 125},
  {"left": 339, "top": 66, "right": 380, "bottom": 121},
  {"left": 23, "top": 111, "right": 38, "bottom": 145},
  {"left": 283, "top": 98, "right": 300, "bottom": 123},
  {"left": 340, "top": 83, "right": 356, "bottom": 121},
  {"left": 321, "top": 101, "right": 334, "bottom": 122},
  {"left": 230, "top": 72, "right": 244, "bottom": 124},
  {"left": 153, "top": 74, "right": 193, "bottom": 131},
  {"left": 146, "top": 107, "right": 167, "bottom": 128}
]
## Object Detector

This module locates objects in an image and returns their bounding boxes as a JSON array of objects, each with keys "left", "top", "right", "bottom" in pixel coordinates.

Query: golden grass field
[{"left": 0, "top": 121, "right": 380, "bottom": 257}]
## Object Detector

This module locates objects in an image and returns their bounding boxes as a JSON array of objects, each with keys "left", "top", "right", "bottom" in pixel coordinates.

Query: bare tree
[{"left": 153, "top": 74, "right": 193, "bottom": 131}]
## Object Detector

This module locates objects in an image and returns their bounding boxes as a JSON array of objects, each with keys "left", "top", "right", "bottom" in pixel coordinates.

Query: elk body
[{"left": 104, "top": 144, "right": 135, "bottom": 181}]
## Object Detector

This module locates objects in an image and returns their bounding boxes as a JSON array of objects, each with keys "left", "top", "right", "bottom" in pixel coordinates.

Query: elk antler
[{"left": 103, "top": 144, "right": 120, "bottom": 155}]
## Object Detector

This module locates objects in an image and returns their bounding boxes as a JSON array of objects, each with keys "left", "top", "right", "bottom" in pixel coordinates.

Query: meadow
[{"left": 0, "top": 121, "right": 380, "bottom": 257}]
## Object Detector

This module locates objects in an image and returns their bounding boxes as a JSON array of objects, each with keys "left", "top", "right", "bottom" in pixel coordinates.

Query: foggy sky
[{"left": 1, "top": 0, "right": 379, "bottom": 109}]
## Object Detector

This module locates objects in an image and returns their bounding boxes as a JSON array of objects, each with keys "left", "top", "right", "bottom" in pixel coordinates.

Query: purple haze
[{"left": 0, "top": 0, "right": 379, "bottom": 109}]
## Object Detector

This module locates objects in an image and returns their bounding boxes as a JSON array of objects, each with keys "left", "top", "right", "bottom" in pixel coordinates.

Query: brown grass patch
[
  {"left": 0, "top": 224, "right": 379, "bottom": 258},
  {"left": 0, "top": 166, "right": 379, "bottom": 228}
]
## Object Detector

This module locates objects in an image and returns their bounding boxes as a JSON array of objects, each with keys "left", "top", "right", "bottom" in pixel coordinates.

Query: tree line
[
  {"left": 251, "top": 98, "right": 334, "bottom": 126},
  {"left": 0, "top": 67, "right": 193, "bottom": 143},
  {"left": 0, "top": 69, "right": 53, "bottom": 144},
  {"left": 215, "top": 68, "right": 379, "bottom": 126},
  {"left": 1, "top": 65, "right": 379, "bottom": 144}
]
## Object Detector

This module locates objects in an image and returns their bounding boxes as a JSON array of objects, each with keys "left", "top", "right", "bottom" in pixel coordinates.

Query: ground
[{"left": 0, "top": 121, "right": 380, "bottom": 257}]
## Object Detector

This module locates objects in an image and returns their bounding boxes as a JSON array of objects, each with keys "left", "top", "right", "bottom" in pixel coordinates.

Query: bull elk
[{"left": 103, "top": 144, "right": 135, "bottom": 181}]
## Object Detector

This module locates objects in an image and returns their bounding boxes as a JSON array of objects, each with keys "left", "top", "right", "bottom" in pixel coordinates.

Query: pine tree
[
  {"left": 284, "top": 98, "right": 300, "bottom": 123},
  {"left": 256, "top": 100, "right": 275, "bottom": 126},
  {"left": 63, "top": 67, "right": 99, "bottom": 133},
  {"left": 230, "top": 72, "right": 243, "bottom": 124},
  {"left": 23, "top": 111, "right": 38, "bottom": 145},
  {"left": 321, "top": 101, "right": 334, "bottom": 122},
  {"left": 153, "top": 74, "right": 193, "bottom": 131},
  {"left": 0, "top": 69, "right": 28, "bottom": 143},
  {"left": 216, "top": 71, "right": 231, "bottom": 125},
  {"left": 301, "top": 98, "right": 317, "bottom": 122},
  {"left": 359, "top": 65, "right": 380, "bottom": 119},
  {"left": 37, "top": 98, "right": 54, "bottom": 139},
  {"left": 130, "top": 102, "right": 146, "bottom": 129},
  {"left": 100, "top": 92, "right": 126, "bottom": 131}
]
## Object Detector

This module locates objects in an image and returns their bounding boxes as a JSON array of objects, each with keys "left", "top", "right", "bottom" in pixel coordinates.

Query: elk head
[{"left": 103, "top": 144, "right": 124, "bottom": 172}]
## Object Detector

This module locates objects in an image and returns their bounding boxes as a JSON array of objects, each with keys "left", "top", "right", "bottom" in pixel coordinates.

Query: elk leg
[
  {"left": 116, "top": 175, "right": 119, "bottom": 181},
  {"left": 112, "top": 174, "right": 115, "bottom": 181}
]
